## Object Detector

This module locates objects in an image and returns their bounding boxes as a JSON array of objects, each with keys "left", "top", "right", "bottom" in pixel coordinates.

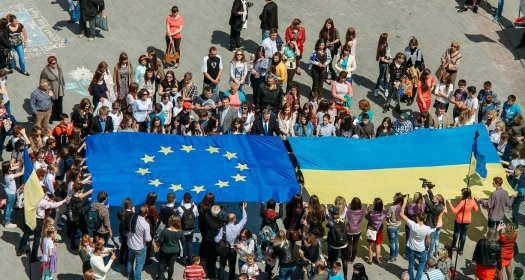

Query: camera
[{"left": 419, "top": 178, "right": 435, "bottom": 189}]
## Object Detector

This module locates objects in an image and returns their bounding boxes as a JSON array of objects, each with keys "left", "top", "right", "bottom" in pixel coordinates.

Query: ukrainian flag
[
  {"left": 23, "top": 149, "right": 44, "bottom": 230},
  {"left": 288, "top": 124, "right": 511, "bottom": 204}
]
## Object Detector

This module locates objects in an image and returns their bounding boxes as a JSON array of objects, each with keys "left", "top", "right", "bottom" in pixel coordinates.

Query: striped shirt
[{"left": 183, "top": 265, "right": 206, "bottom": 280}]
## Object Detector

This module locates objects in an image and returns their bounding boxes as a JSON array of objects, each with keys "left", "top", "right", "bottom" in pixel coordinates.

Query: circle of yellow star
[
  {"left": 215, "top": 180, "right": 229, "bottom": 188},
  {"left": 206, "top": 146, "right": 220, "bottom": 154},
  {"left": 231, "top": 173, "right": 247, "bottom": 182},
  {"left": 180, "top": 145, "right": 196, "bottom": 153},
  {"left": 159, "top": 146, "right": 174, "bottom": 155},
  {"left": 140, "top": 154, "right": 155, "bottom": 163},
  {"left": 148, "top": 179, "right": 163, "bottom": 187},
  {"left": 223, "top": 151, "right": 237, "bottom": 160},
  {"left": 191, "top": 185, "right": 206, "bottom": 194},
  {"left": 136, "top": 167, "right": 151, "bottom": 176},
  {"left": 170, "top": 184, "right": 183, "bottom": 192},
  {"left": 235, "top": 163, "right": 249, "bottom": 171}
]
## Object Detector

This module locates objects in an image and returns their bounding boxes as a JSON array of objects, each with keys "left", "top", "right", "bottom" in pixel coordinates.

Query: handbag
[
  {"left": 366, "top": 228, "right": 377, "bottom": 241},
  {"left": 215, "top": 226, "right": 230, "bottom": 257},
  {"left": 165, "top": 42, "right": 179, "bottom": 64},
  {"left": 285, "top": 215, "right": 302, "bottom": 242},
  {"left": 95, "top": 15, "right": 109, "bottom": 31}
]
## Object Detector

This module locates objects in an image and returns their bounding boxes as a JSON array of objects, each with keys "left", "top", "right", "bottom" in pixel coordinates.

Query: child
[
  {"left": 2, "top": 161, "right": 24, "bottom": 228},
  {"left": 433, "top": 73, "right": 454, "bottom": 112},
  {"left": 41, "top": 227, "right": 58, "bottom": 280},
  {"left": 316, "top": 114, "right": 336, "bottom": 137},
  {"left": 330, "top": 261, "right": 345, "bottom": 280},
  {"left": 450, "top": 79, "right": 467, "bottom": 119},
  {"left": 309, "top": 89, "right": 322, "bottom": 113},
  {"left": 437, "top": 248, "right": 453, "bottom": 280},
  {"left": 501, "top": 95, "right": 522, "bottom": 126},
  {"left": 160, "top": 94, "right": 173, "bottom": 128},
  {"left": 107, "top": 102, "right": 123, "bottom": 132},
  {"left": 51, "top": 113, "right": 74, "bottom": 149},
  {"left": 172, "top": 96, "right": 184, "bottom": 118},
  {"left": 351, "top": 263, "right": 368, "bottom": 280},
  {"left": 34, "top": 150, "right": 49, "bottom": 170},
  {"left": 183, "top": 255, "right": 206, "bottom": 280},
  {"left": 240, "top": 254, "right": 260, "bottom": 280},
  {"left": 43, "top": 164, "right": 58, "bottom": 195},
  {"left": 465, "top": 86, "right": 479, "bottom": 125},
  {"left": 477, "top": 81, "right": 501, "bottom": 122}
]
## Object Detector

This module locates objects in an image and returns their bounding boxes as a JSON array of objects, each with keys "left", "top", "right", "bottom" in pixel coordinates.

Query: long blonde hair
[
  {"left": 274, "top": 230, "right": 287, "bottom": 247},
  {"left": 334, "top": 196, "right": 346, "bottom": 217}
]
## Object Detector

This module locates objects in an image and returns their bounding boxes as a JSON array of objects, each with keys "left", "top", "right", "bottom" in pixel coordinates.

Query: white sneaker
[
  {"left": 384, "top": 89, "right": 389, "bottom": 97},
  {"left": 78, "top": 33, "right": 84, "bottom": 38},
  {"left": 374, "top": 89, "right": 379, "bottom": 97},
  {"left": 5, "top": 223, "right": 17, "bottom": 228}
]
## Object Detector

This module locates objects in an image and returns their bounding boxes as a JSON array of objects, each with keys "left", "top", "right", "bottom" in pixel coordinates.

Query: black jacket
[
  {"left": 423, "top": 190, "right": 445, "bottom": 228},
  {"left": 0, "top": 29, "right": 10, "bottom": 51},
  {"left": 80, "top": 0, "right": 105, "bottom": 20},
  {"left": 204, "top": 211, "right": 223, "bottom": 241},
  {"left": 272, "top": 240, "right": 296, "bottom": 267},
  {"left": 259, "top": 1, "right": 278, "bottom": 30},
  {"left": 472, "top": 239, "right": 501, "bottom": 269},
  {"left": 229, "top": 0, "right": 244, "bottom": 31},
  {"left": 88, "top": 115, "right": 114, "bottom": 134},
  {"left": 259, "top": 202, "right": 284, "bottom": 233},
  {"left": 251, "top": 116, "right": 281, "bottom": 136},
  {"left": 257, "top": 83, "right": 283, "bottom": 112}
]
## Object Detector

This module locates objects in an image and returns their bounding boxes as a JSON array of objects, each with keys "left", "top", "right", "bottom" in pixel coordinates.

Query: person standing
[
  {"left": 6, "top": 14, "right": 29, "bottom": 76},
  {"left": 40, "top": 56, "right": 65, "bottom": 122},
  {"left": 165, "top": 6, "right": 184, "bottom": 68},
  {"left": 472, "top": 229, "right": 502, "bottom": 280},
  {"left": 215, "top": 202, "right": 248, "bottom": 280},
  {"left": 2, "top": 161, "right": 24, "bottom": 228},
  {"left": 229, "top": 0, "right": 246, "bottom": 50},
  {"left": 508, "top": 165, "right": 525, "bottom": 228},
  {"left": 0, "top": 18, "right": 11, "bottom": 72},
  {"left": 90, "top": 241, "right": 117, "bottom": 280},
  {"left": 157, "top": 216, "right": 185, "bottom": 280},
  {"left": 400, "top": 195, "right": 432, "bottom": 280},
  {"left": 447, "top": 188, "right": 478, "bottom": 256},
  {"left": 480, "top": 177, "right": 514, "bottom": 228},
  {"left": 438, "top": 41, "right": 461, "bottom": 84},
  {"left": 284, "top": 19, "right": 305, "bottom": 76},
  {"left": 259, "top": 0, "right": 278, "bottom": 40},
  {"left": 127, "top": 205, "right": 152, "bottom": 280},
  {"left": 90, "top": 191, "right": 112, "bottom": 243},
  {"left": 177, "top": 192, "right": 199, "bottom": 262},
  {"left": 201, "top": 47, "right": 223, "bottom": 99},
  {"left": 30, "top": 79, "right": 54, "bottom": 129},
  {"left": 113, "top": 52, "right": 134, "bottom": 110},
  {"left": 79, "top": 0, "right": 104, "bottom": 41}
]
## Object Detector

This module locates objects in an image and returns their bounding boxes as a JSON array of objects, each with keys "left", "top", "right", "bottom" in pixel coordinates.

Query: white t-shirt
[
  {"left": 406, "top": 219, "right": 431, "bottom": 252},
  {"left": 108, "top": 111, "right": 123, "bottom": 132},
  {"left": 41, "top": 238, "right": 55, "bottom": 262},
  {"left": 0, "top": 78, "right": 9, "bottom": 103},
  {"left": 261, "top": 37, "right": 278, "bottom": 59},
  {"left": 433, "top": 82, "right": 454, "bottom": 104},
  {"left": 465, "top": 97, "right": 479, "bottom": 124},
  {"left": 4, "top": 174, "right": 16, "bottom": 194}
]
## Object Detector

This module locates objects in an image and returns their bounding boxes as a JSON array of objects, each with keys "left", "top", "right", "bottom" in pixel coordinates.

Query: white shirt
[
  {"left": 132, "top": 99, "right": 152, "bottom": 122},
  {"left": 433, "top": 82, "right": 454, "bottom": 104},
  {"left": 261, "top": 37, "right": 277, "bottom": 59},
  {"left": 465, "top": 97, "right": 479, "bottom": 124},
  {"left": 4, "top": 174, "right": 16, "bottom": 194},
  {"left": 108, "top": 111, "right": 123, "bottom": 132},
  {"left": 0, "top": 78, "right": 9, "bottom": 103},
  {"left": 406, "top": 220, "right": 431, "bottom": 252},
  {"left": 90, "top": 254, "right": 114, "bottom": 280}
]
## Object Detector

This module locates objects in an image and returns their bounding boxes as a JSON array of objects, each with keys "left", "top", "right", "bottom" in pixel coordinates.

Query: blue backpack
[{"left": 87, "top": 208, "right": 102, "bottom": 230}]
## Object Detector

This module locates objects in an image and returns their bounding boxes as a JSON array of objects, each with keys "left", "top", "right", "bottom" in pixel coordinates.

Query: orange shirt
[
  {"left": 166, "top": 15, "right": 184, "bottom": 39},
  {"left": 417, "top": 76, "right": 435, "bottom": 103},
  {"left": 449, "top": 199, "right": 478, "bottom": 224}
]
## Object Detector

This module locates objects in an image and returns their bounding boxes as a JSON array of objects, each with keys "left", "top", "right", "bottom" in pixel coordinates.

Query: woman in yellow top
[{"left": 271, "top": 52, "right": 287, "bottom": 86}]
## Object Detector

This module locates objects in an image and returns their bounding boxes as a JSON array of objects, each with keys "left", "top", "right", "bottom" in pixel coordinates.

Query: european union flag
[{"left": 86, "top": 133, "right": 299, "bottom": 205}]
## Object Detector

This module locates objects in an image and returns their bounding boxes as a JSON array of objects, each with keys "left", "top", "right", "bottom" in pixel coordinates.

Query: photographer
[
  {"left": 298, "top": 233, "right": 320, "bottom": 280},
  {"left": 90, "top": 241, "right": 116, "bottom": 279},
  {"left": 214, "top": 202, "right": 247, "bottom": 280},
  {"left": 421, "top": 180, "right": 445, "bottom": 258}
]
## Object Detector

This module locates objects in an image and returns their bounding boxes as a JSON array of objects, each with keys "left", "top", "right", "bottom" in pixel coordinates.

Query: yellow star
[
  {"left": 180, "top": 145, "right": 196, "bottom": 153},
  {"left": 140, "top": 154, "right": 155, "bottom": 163},
  {"left": 223, "top": 151, "right": 237, "bottom": 160},
  {"left": 235, "top": 163, "right": 249, "bottom": 171},
  {"left": 231, "top": 173, "right": 247, "bottom": 182},
  {"left": 158, "top": 146, "right": 174, "bottom": 155},
  {"left": 206, "top": 146, "right": 220, "bottom": 154},
  {"left": 170, "top": 184, "right": 183, "bottom": 192},
  {"left": 191, "top": 185, "right": 206, "bottom": 194},
  {"left": 215, "top": 180, "right": 229, "bottom": 188},
  {"left": 135, "top": 167, "right": 151, "bottom": 176},
  {"left": 148, "top": 179, "right": 163, "bottom": 187}
]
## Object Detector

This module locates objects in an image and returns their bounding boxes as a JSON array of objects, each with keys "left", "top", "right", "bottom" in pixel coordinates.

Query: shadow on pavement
[
  {"left": 57, "top": 273, "right": 82, "bottom": 280},
  {"left": 1, "top": 230, "right": 21, "bottom": 249},
  {"left": 211, "top": 30, "right": 230, "bottom": 50}
]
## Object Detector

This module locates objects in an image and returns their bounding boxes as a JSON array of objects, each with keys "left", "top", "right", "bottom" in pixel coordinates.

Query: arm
[
  {"left": 400, "top": 195, "right": 409, "bottom": 222},
  {"left": 214, "top": 227, "right": 223, "bottom": 243},
  {"left": 333, "top": 55, "right": 342, "bottom": 72},
  {"left": 30, "top": 92, "right": 37, "bottom": 114}
]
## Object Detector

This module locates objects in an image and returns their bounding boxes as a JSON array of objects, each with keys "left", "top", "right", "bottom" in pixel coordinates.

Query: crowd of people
[{"left": 0, "top": 0, "right": 525, "bottom": 280}]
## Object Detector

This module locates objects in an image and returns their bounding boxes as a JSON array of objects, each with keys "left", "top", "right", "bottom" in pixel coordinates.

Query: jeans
[
  {"left": 19, "top": 218, "right": 44, "bottom": 259},
  {"left": 347, "top": 233, "right": 360, "bottom": 262},
  {"left": 387, "top": 226, "right": 400, "bottom": 259},
  {"left": 262, "top": 30, "right": 270, "bottom": 41},
  {"left": 127, "top": 247, "right": 147, "bottom": 280},
  {"left": 512, "top": 196, "right": 524, "bottom": 228},
  {"left": 158, "top": 250, "right": 179, "bottom": 280},
  {"left": 384, "top": 84, "right": 401, "bottom": 108},
  {"left": 4, "top": 101, "right": 11, "bottom": 115},
  {"left": 79, "top": 17, "right": 96, "bottom": 38},
  {"left": 495, "top": 0, "right": 504, "bottom": 19},
  {"left": 9, "top": 43, "right": 26, "bottom": 73},
  {"left": 119, "top": 236, "right": 129, "bottom": 265},
  {"left": 375, "top": 63, "right": 388, "bottom": 90},
  {"left": 429, "top": 227, "right": 441, "bottom": 257},
  {"left": 278, "top": 266, "right": 295, "bottom": 280},
  {"left": 4, "top": 192, "right": 16, "bottom": 224},
  {"left": 452, "top": 222, "right": 469, "bottom": 253},
  {"left": 407, "top": 246, "right": 427, "bottom": 280},
  {"left": 182, "top": 232, "right": 193, "bottom": 260}
]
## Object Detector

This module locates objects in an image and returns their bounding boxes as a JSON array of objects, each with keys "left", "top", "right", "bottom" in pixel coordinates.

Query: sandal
[
  {"left": 174, "top": 63, "right": 179, "bottom": 69},
  {"left": 365, "top": 257, "right": 372, "bottom": 265}
]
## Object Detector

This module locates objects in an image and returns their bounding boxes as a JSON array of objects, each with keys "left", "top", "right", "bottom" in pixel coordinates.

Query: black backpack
[
  {"left": 160, "top": 204, "right": 178, "bottom": 226},
  {"left": 180, "top": 204, "right": 196, "bottom": 231},
  {"left": 122, "top": 212, "right": 139, "bottom": 235},
  {"left": 67, "top": 197, "right": 81, "bottom": 222},
  {"left": 330, "top": 219, "right": 347, "bottom": 247},
  {"left": 87, "top": 208, "right": 102, "bottom": 230}
]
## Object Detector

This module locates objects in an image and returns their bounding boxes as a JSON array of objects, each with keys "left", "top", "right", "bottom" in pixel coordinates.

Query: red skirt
[
  {"left": 368, "top": 228, "right": 384, "bottom": 244},
  {"left": 475, "top": 264, "right": 497, "bottom": 280}
]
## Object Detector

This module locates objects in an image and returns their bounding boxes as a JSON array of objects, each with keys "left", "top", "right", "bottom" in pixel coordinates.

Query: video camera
[{"left": 419, "top": 178, "right": 435, "bottom": 189}]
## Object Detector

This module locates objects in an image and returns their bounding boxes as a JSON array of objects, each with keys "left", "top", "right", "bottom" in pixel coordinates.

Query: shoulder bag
[
  {"left": 165, "top": 41, "right": 179, "bottom": 64},
  {"left": 215, "top": 226, "right": 230, "bottom": 257}
]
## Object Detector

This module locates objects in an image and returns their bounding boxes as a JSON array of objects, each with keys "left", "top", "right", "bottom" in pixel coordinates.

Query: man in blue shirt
[{"left": 501, "top": 95, "right": 522, "bottom": 126}]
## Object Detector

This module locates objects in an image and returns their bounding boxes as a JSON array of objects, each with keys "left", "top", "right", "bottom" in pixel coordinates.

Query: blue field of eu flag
[{"left": 85, "top": 133, "right": 299, "bottom": 206}]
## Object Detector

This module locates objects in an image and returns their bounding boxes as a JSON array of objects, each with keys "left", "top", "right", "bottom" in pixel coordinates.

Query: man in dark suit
[
  {"left": 218, "top": 96, "right": 237, "bottom": 134},
  {"left": 88, "top": 105, "right": 113, "bottom": 134},
  {"left": 229, "top": 0, "right": 245, "bottom": 50},
  {"left": 251, "top": 109, "right": 281, "bottom": 136}
]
